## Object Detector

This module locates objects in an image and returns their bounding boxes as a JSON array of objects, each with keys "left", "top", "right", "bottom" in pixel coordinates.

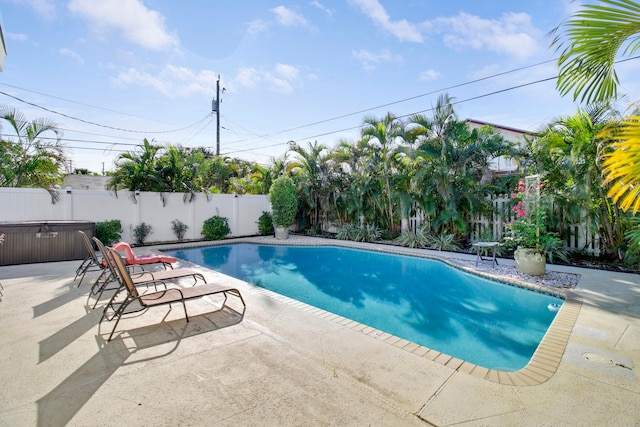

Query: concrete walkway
[{"left": 0, "top": 237, "right": 638, "bottom": 426}]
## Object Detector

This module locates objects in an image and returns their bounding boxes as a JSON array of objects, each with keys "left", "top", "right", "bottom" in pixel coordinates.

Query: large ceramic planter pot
[
  {"left": 514, "top": 247, "right": 546, "bottom": 276},
  {"left": 274, "top": 225, "right": 289, "bottom": 240}
]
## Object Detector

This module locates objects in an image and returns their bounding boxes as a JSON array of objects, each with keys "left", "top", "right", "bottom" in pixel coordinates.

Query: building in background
[{"left": 465, "top": 119, "right": 536, "bottom": 175}]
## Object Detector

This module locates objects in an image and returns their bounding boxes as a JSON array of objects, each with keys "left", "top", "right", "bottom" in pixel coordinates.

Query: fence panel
[
  {"left": 410, "top": 193, "right": 601, "bottom": 255},
  {"left": 0, "top": 187, "right": 65, "bottom": 221},
  {"left": 0, "top": 187, "right": 270, "bottom": 243},
  {"left": 235, "top": 194, "right": 272, "bottom": 236}
]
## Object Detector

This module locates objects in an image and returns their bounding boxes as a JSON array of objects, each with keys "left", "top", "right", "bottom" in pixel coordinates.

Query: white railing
[{"left": 0, "top": 187, "right": 271, "bottom": 243}]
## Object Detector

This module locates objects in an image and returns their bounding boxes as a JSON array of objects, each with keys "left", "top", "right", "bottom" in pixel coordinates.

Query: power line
[
  {"left": 0, "top": 82, "right": 166, "bottom": 123},
  {"left": 58, "top": 126, "right": 146, "bottom": 142},
  {"left": 181, "top": 115, "right": 215, "bottom": 145},
  {"left": 223, "top": 58, "right": 558, "bottom": 147},
  {"left": 0, "top": 133, "right": 141, "bottom": 147},
  {"left": 222, "top": 55, "right": 640, "bottom": 156},
  {"left": 0, "top": 90, "right": 212, "bottom": 134},
  {"left": 65, "top": 145, "right": 130, "bottom": 153},
  {"left": 221, "top": 75, "right": 559, "bottom": 156}
]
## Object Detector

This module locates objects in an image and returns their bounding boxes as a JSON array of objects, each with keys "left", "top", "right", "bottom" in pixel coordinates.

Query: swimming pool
[{"left": 165, "top": 243, "right": 562, "bottom": 371}]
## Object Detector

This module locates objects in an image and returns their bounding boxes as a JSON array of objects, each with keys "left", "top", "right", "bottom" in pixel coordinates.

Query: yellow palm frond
[{"left": 601, "top": 115, "right": 640, "bottom": 212}]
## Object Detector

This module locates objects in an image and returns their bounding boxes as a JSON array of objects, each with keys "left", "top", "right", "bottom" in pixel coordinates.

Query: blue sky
[{"left": 1, "top": 0, "right": 637, "bottom": 173}]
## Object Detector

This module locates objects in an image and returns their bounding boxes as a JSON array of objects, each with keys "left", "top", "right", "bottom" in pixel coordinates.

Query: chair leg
[
  {"left": 107, "top": 297, "right": 134, "bottom": 342},
  {"left": 76, "top": 261, "right": 94, "bottom": 287},
  {"left": 91, "top": 271, "right": 120, "bottom": 309},
  {"left": 75, "top": 257, "right": 90, "bottom": 280},
  {"left": 181, "top": 299, "right": 189, "bottom": 322}
]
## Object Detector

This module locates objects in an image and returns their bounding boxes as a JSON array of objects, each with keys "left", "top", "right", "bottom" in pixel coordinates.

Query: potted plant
[
  {"left": 269, "top": 175, "right": 297, "bottom": 240},
  {"left": 502, "top": 180, "right": 564, "bottom": 276}
]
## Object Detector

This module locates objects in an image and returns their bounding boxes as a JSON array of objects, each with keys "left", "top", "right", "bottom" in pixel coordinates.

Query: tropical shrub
[
  {"left": 95, "top": 219, "right": 122, "bottom": 245},
  {"left": 394, "top": 227, "right": 429, "bottom": 248},
  {"left": 424, "top": 233, "right": 462, "bottom": 252},
  {"left": 336, "top": 223, "right": 357, "bottom": 240},
  {"left": 269, "top": 175, "right": 297, "bottom": 227},
  {"left": 305, "top": 223, "right": 323, "bottom": 236},
  {"left": 171, "top": 219, "right": 189, "bottom": 240},
  {"left": 336, "top": 223, "right": 381, "bottom": 242},
  {"left": 133, "top": 222, "right": 153, "bottom": 245},
  {"left": 355, "top": 223, "right": 381, "bottom": 242},
  {"left": 202, "top": 215, "right": 230, "bottom": 240},
  {"left": 257, "top": 211, "right": 274, "bottom": 235}
]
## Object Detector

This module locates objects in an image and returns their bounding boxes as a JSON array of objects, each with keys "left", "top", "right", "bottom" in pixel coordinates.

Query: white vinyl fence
[{"left": 0, "top": 187, "right": 271, "bottom": 243}]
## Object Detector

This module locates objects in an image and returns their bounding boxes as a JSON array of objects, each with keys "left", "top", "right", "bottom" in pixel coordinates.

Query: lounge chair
[
  {"left": 75, "top": 230, "right": 105, "bottom": 287},
  {"left": 111, "top": 241, "right": 177, "bottom": 270},
  {"left": 102, "top": 248, "right": 246, "bottom": 341},
  {"left": 91, "top": 237, "right": 206, "bottom": 308}
]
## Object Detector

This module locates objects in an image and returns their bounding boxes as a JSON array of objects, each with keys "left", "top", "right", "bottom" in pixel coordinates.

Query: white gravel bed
[{"left": 452, "top": 258, "right": 580, "bottom": 289}]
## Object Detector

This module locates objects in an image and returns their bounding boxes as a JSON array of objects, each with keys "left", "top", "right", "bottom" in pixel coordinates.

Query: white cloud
[
  {"left": 68, "top": 0, "right": 178, "bottom": 51},
  {"left": 310, "top": 1, "right": 333, "bottom": 17},
  {"left": 235, "top": 67, "right": 260, "bottom": 89},
  {"left": 247, "top": 19, "right": 269, "bottom": 35},
  {"left": 10, "top": 0, "right": 56, "bottom": 20},
  {"left": 6, "top": 32, "right": 28, "bottom": 42},
  {"left": 59, "top": 48, "right": 84, "bottom": 64},
  {"left": 434, "top": 12, "right": 541, "bottom": 60},
  {"left": 275, "top": 63, "right": 300, "bottom": 80},
  {"left": 419, "top": 69, "right": 440, "bottom": 81},
  {"left": 233, "top": 64, "right": 302, "bottom": 94},
  {"left": 112, "top": 65, "right": 217, "bottom": 98},
  {"left": 271, "top": 5, "right": 307, "bottom": 27},
  {"left": 349, "top": 0, "right": 423, "bottom": 43},
  {"left": 265, "top": 75, "right": 295, "bottom": 93},
  {"left": 352, "top": 48, "right": 402, "bottom": 71}
]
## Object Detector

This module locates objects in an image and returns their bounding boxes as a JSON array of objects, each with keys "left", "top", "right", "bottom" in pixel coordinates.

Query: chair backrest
[
  {"left": 108, "top": 248, "right": 140, "bottom": 298},
  {"left": 92, "top": 237, "right": 117, "bottom": 279},
  {"left": 79, "top": 230, "right": 100, "bottom": 263}
]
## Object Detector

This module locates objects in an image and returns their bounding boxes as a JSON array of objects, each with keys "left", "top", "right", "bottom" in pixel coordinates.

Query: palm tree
[
  {"left": 527, "top": 106, "right": 626, "bottom": 256},
  {"left": 155, "top": 145, "right": 205, "bottom": 203},
  {"left": 408, "top": 97, "right": 496, "bottom": 236},
  {"left": 331, "top": 138, "right": 376, "bottom": 225},
  {"left": 0, "top": 106, "right": 66, "bottom": 201},
  {"left": 106, "top": 138, "right": 164, "bottom": 200},
  {"left": 361, "top": 112, "right": 404, "bottom": 232},
  {"left": 550, "top": 0, "right": 640, "bottom": 212},
  {"left": 289, "top": 141, "right": 330, "bottom": 231}
]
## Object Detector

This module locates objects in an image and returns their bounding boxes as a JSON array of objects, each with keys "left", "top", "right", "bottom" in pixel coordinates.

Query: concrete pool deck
[{"left": 0, "top": 236, "right": 638, "bottom": 426}]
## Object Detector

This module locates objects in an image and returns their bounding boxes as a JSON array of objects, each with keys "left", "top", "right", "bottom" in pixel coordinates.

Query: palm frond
[
  {"left": 601, "top": 115, "right": 640, "bottom": 212},
  {"left": 550, "top": 0, "right": 640, "bottom": 104}
]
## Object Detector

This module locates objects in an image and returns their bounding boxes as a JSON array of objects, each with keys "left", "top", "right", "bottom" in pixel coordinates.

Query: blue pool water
[{"left": 164, "top": 243, "right": 562, "bottom": 370}]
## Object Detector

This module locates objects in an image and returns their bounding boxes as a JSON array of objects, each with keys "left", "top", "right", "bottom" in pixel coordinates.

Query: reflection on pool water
[{"left": 164, "top": 243, "right": 562, "bottom": 371}]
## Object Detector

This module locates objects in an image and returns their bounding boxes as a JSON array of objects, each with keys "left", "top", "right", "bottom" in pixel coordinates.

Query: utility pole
[{"left": 212, "top": 75, "right": 221, "bottom": 156}]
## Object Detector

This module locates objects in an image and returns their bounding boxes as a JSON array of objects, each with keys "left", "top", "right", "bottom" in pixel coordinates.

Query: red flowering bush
[{"left": 503, "top": 181, "right": 564, "bottom": 260}]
